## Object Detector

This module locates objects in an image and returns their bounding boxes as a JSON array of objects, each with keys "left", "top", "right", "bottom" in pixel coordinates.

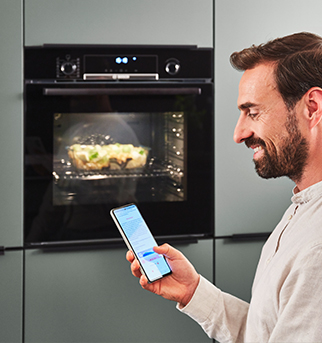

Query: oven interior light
[{"left": 52, "top": 171, "right": 59, "bottom": 180}]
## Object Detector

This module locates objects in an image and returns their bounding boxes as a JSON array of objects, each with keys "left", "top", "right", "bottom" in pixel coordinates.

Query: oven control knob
[
  {"left": 165, "top": 59, "right": 180, "bottom": 75},
  {"left": 61, "top": 62, "right": 77, "bottom": 75}
]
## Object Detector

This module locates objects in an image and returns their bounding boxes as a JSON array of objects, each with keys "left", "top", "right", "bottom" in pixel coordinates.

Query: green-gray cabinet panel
[
  {"left": 0, "top": 0, "right": 23, "bottom": 246},
  {"left": 25, "top": 240, "right": 213, "bottom": 343},
  {"left": 214, "top": 0, "right": 322, "bottom": 314},
  {"left": 214, "top": 0, "right": 302, "bottom": 238},
  {"left": 24, "top": 0, "right": 213, "bottom": 47},
  {"left": 0, "top": 251, "right": 23, "bottom": 343},
  {"left": 215, "top": 239, "right": 265, "bottom": 303}
]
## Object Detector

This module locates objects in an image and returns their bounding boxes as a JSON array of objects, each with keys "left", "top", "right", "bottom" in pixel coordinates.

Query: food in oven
[{"left": 68, "top": 143, "right": 148, "bottom": 170}]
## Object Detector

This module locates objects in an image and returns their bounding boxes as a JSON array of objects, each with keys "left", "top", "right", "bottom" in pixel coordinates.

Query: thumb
[{"left": 153, "top": 243, "right": 178, "bottom": 259}]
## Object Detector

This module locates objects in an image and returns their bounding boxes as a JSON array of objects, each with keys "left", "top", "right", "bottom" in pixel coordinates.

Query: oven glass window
[
  {"left": 53, "top": 112, "right": 186, "bottom": 206},
  {"left": 24, "top": 81, "right": 213, "bottom": 244}
]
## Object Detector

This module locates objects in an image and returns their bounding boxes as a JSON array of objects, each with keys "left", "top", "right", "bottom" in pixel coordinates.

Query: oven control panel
[
  {"left": 83, "top": 54, "right": 158, "bottom": 80},
  {"left": 56, "top": 55, "right": 80, "bottom": 79},
  {"left": 24, "top": 45, "right": 213, "bottom": 81}
]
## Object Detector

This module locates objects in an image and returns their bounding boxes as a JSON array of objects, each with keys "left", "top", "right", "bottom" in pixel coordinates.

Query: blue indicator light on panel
[
  {"left": 122, "top": 57, "right": 128, "bottom": 64},
  {"left": 132, "top": 57, "right": 137, "bottom": 61},
  {"left": 115, "top": 57, "right": 122, "bottom": 64}
]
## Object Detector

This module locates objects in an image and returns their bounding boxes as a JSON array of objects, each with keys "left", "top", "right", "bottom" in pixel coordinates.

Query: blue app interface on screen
[{"left": 114, "top": 204, "right": 171, "bottom": 281}]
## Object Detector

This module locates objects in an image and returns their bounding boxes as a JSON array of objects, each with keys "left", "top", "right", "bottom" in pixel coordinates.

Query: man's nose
[{"left": 233, "top": 115, "right": 253, "bottom": 144}]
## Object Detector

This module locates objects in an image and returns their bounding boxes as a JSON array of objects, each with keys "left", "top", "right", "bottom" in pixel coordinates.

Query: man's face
[{"left": 234, "top": 63, "right": 309, "bottom": 182}]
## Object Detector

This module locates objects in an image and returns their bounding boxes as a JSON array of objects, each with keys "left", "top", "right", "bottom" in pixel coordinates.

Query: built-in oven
[{"left": 24, "top": 45, "right": 214, "bottom": 247}]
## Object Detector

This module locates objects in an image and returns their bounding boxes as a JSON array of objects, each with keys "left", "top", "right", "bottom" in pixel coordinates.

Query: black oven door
[{"left": 24, "top": 82, "right": 214, "bottom": 246}]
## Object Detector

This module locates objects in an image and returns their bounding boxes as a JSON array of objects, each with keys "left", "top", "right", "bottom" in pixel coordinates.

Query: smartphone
[{"left": 110, "top": 203, "right": 172, "bottom": 283}]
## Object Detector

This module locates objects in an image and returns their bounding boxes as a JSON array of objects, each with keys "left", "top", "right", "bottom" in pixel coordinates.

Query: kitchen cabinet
[
  {"left": 214, "top": 0, "right": 322, "bottom": 237},
  {"left": 0, "top": 1, "right": 24, "bottom": 340},
  {"left": 214, "top": 0, "right": 322, "bottom": 305},
  {"left": 215, "top": 239, "right": 265, "bottom": 302},
  {"left": 0, "top": 251, "right": 23, "bottom": 343},
  {"left": 3, "top": 0, "right": 322, "bottom": 342},
  {"left": 24, "top": 240, "right": 213, "bottom": 343},
  {"left": 22, "top": 2, "right": 214, "bottom": 342},
  {"left": 0, "top": 0, "right": 23, "bottom": 247},
  {"left": 213, "top": 0, "right": 295, "bottom": 306},
  {"left": 24, "top": 0, "right": 213, "bottom": 47}
]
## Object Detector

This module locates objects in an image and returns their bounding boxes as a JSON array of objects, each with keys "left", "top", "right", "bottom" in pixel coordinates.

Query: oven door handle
[{"left": 43, "top": 87, "right": 202, "bottom": 96}]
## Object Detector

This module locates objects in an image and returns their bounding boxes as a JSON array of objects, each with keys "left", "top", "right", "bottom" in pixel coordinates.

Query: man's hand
[{"left": 126, "top": 243, "right": 200, "bottom": 307}]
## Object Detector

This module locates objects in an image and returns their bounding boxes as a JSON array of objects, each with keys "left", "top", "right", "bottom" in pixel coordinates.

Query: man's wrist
[{"left": 178, "top": 274, "right": 200, "bottom": 308}]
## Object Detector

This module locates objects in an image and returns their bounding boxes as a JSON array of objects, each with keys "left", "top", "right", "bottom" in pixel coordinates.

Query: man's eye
[{"left": 248, "top": 112, "right": 258, "bottom": 119}]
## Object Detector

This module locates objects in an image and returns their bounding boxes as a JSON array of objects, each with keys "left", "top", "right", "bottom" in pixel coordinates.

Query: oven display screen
[{"left": 84, "top": 55, "right": 157, "bottom": 74}]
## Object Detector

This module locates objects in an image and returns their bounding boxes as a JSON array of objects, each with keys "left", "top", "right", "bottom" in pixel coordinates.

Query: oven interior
[{"left": 52, "top": 111, "right": 186, "bottom": 206}]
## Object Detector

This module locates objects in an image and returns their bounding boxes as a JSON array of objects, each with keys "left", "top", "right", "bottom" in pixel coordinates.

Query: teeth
[{"left": 254, "top": 146, "right": 263, "bottom": 153}]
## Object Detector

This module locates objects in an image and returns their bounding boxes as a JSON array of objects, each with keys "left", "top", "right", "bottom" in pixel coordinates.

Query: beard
[{"left": 245, "top": 112, "right": 309, "bottom": 182}]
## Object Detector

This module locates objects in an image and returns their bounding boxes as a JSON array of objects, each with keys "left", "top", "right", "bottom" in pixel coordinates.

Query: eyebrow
[{"left": 238, "top": 102, "right": 258, "bottom": 110}]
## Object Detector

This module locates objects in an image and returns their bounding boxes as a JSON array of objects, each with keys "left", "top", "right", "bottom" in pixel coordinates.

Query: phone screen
[{"left": 111, "top": 203, "right": 172, "bottom": 283}]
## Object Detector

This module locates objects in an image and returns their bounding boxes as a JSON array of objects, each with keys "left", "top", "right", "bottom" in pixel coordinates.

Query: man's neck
[{"left": 294, "top": 171, "right": 322, "bottom": 193}]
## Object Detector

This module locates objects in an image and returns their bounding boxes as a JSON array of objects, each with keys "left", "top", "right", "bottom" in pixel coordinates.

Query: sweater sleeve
[
  {"left": 177, "top": 276, "right": 249, "bottom": 343},
  {"left": 268, "top": 242, "right": 322, "bottom": 342}
]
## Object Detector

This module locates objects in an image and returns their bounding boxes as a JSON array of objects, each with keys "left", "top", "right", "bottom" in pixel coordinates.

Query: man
[{"left": 127, "top": 32, "right": 322, "bottom": 342}]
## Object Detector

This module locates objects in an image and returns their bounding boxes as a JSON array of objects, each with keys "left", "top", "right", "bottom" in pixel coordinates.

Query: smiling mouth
[
  {"left": 249, "top": 143, "right": 265, "bottom": 160},
  {"left": 245, "top": 138, "right": 266, "bottom": 156},
  {"left": 253, "top": 146, "right": 263, "bottom": 153}
]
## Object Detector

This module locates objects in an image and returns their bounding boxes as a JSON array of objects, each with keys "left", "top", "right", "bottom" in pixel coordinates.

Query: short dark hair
[{"left": 230, "top": 32, "right": 322, "bottom": 109}]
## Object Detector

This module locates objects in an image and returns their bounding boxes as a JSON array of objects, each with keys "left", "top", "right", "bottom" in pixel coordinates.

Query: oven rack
[{"left": 53, "top": 160, "right": 183, "bottom": 183}]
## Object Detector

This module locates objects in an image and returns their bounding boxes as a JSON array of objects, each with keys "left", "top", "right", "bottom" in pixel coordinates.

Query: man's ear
[{"left": 305, "top": 87, "right": 322, "bottom": 129}]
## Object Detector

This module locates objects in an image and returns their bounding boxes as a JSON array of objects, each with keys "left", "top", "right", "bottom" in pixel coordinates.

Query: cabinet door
[
  {"left": 25, "top": 240, "right": 213, "bottom": 343},
  {"left": 0, "top": 251, "right": 23, "bottom": 343},
  {"left": 215, "top": 239, "right": 265, "bottom": 302},
  {"left": 25, "top": 0, "right": 213, "bottom": 47},
  {"left": 214, "top": 0, "right": 301, "bottom": 238},
  {"left": 0, "top": 0, "right": 23, "bottom": 246}
]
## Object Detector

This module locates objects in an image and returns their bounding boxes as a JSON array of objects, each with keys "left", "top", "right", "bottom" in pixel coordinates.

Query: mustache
[{"left": 245, "top": 137, "right": 267, "bottom": 149}]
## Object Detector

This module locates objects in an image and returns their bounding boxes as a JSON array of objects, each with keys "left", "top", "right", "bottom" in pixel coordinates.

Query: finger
[
  {"left": 139, "top": 275, "right": 160, "bottom": 295},
  {"left": 154, "top": 243, "right": 179, "bottom": 259},
  {"left": 126, "top": 250, "right": 135, "bottom": 263},
  {"left": 131, "top": 258, "right": 142, "bottom": 278},
  {"left": 139, "top": 275, "right": 149, "bottom": 288},
  {"left": 153, "top": 243, "right": 170, "bottom": 255}
]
